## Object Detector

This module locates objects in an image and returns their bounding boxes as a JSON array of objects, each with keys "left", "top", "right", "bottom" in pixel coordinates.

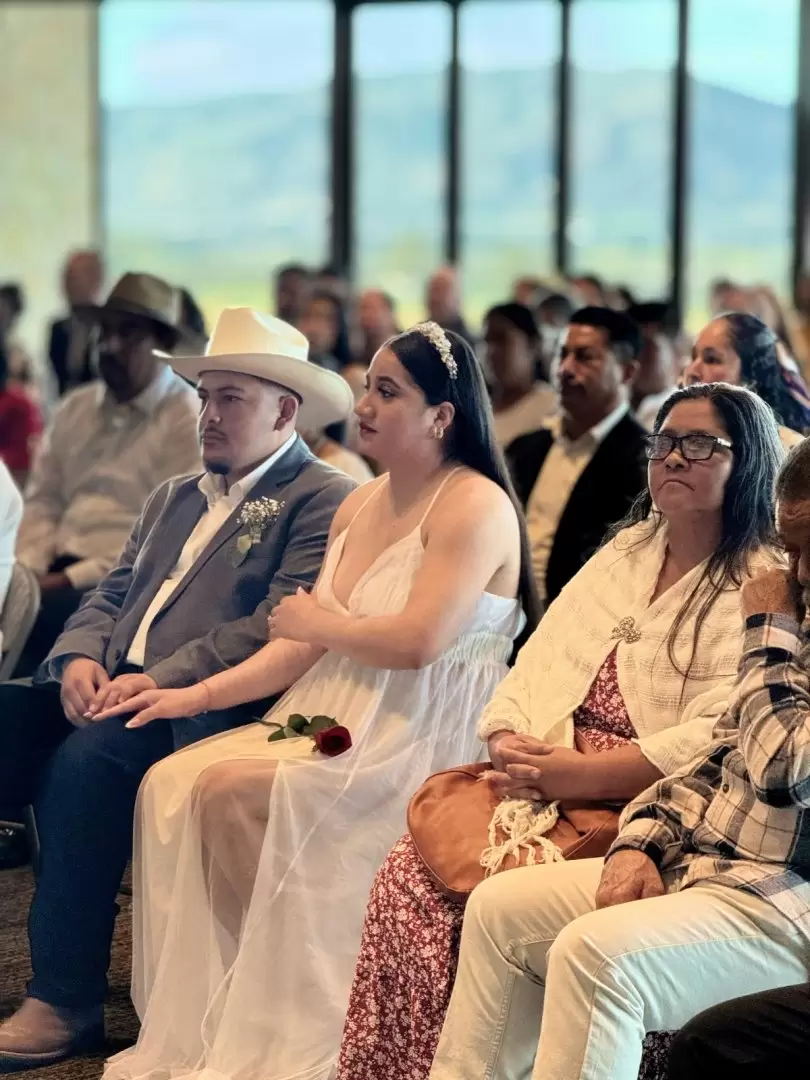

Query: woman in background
[
  {"left": 302, "top": 420, "right": 375, "bottom": 485},
  {"left": 484, "top": 303, "right": 557, "bottom": 448},
  {"left": 685, "top": 311, "right": 810, "bottom": 447},
  {"left": 298, "top": 288, "right": 353, "bottom": 371},
  {"left": 0, "top": 338, "right": 42, "bottom": 487}
]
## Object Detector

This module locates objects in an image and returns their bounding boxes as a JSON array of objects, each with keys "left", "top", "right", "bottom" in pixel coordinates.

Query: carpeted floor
[{"left": 0, "top": 865, "right": 138, "bottom": 1080}]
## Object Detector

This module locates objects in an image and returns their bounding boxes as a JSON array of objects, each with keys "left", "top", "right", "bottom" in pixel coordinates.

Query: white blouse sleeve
[{"left": 635, "top": 674, "right": 737, "bottom": 776}]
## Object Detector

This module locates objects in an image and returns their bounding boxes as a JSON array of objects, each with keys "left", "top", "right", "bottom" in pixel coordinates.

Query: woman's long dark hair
[
  {"left": 308, "top": 289, "right": 352, "bottom": 369},
  {"left": 720, "top": 311, "right": 810, "bottom": 434},
  {"left": 388, "top": 326, "right": 541, "bottom": 636},
  {"left": 614, "top": 382, "right": 781, "bottom": 680}
]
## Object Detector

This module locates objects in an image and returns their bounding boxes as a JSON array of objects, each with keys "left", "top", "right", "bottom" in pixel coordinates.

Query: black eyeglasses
[{"left": 644, "top": 433, "right": 733, "bottom": 461}]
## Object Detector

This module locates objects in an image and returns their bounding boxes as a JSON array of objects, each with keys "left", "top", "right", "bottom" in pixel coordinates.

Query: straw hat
[
  {"left": 74, "top": 272, "right": 182, "bottom": 345},
  {"left": 168, "top": 306, "right": 354, "bottom": 430}
]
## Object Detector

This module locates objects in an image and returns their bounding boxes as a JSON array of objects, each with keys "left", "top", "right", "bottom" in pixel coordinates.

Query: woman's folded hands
[{"left": 487, "top": 731, "right": 585, "bottom": 801}]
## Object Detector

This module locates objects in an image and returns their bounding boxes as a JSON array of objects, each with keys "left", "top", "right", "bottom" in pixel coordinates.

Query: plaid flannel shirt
[{"left": 610, "top": 611, "right": 810, "bottom": 936}]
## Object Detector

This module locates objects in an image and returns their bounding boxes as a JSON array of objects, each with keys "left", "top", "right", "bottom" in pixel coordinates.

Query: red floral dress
[{"left": 335, "top": 649, "right": 674, "bottom": 1080}]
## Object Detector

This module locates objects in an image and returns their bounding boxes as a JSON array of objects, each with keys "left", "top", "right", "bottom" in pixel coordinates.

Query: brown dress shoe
[{"left": 0, "top": 998, "right": 104, "bottom": 1072}]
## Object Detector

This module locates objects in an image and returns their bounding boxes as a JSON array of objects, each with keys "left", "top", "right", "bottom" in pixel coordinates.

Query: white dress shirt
[
  {"left": 0, "top": 462, "right": 24, "bottom": 654},
  {"left": 526, "top": 402, "right": 629, "bottom": 603},
  {"left": 16, "top": 365, "right": 202, "bottom": 592},
  {"left": 492, "top": 382, "right": 558, "bottom": 449},
  {"left": 126, "top": 435, "right": 296, "bottom": 667}
]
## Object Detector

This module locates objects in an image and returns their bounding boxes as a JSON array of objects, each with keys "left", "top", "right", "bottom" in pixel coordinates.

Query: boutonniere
[
  {"left": 261, "top": 713, "right": 353, "bottom": 757},
  {"left": 231, "top": 497, "right": 285, "bottom": 567}
]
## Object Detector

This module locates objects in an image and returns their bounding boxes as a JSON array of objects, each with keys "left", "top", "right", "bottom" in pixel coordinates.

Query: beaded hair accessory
[{"left": 413, "top": 321, "right": 458, "bottom": 380}]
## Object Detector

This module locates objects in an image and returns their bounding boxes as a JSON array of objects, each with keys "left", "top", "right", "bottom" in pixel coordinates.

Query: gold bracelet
[{"left": 200, "top": 679, "right": 213, "bottom": 713}]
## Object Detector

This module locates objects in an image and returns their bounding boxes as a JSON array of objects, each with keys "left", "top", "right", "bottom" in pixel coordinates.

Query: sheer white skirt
[{"left": 104, "top": 630, "right": 515, "bottom": 1080}]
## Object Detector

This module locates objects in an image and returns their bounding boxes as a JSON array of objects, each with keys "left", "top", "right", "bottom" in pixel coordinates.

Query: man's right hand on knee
[{"left": 61, "top": 659, "right": 109, "bottom": 727}]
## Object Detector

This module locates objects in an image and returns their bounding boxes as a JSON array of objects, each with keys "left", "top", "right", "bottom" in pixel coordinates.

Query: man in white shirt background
[
  {"left": 14, "top": 272, "right": 202, "bottom": 676},
  {"left": 0, "top": 459, "right": 23, "bottom": 655},
  {"left": 506, "top": 307, "right": 649, "bottom": 606}
]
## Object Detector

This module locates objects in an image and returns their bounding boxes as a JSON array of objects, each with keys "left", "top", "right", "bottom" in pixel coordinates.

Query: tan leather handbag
[{"left": 407, "top": 734, "right": 622, "bottom": 902}]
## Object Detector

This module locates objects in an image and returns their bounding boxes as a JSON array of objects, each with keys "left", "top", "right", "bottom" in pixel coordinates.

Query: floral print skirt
[{"left": 336, "top": 833, "right": 674, "bottom": 1080}]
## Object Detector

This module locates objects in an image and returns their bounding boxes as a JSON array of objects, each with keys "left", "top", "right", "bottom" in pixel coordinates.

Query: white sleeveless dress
[{"left": 104, "top": 479, "right": 523, "bottom": 1080}]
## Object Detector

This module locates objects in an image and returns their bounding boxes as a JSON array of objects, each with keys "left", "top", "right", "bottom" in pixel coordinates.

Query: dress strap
[{"left": 417, "top": 466, "right": 462, "bottom": 528}]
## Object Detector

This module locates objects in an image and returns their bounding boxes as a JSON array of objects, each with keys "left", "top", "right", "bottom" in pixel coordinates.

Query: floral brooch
[{"left": 231, "top": 497, "right": 284, "bottom": 567}]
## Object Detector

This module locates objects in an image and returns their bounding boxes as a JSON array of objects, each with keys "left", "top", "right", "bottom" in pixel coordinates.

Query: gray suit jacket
[{"left": 39, "top": 436, "right": 356, "bottom": 747}]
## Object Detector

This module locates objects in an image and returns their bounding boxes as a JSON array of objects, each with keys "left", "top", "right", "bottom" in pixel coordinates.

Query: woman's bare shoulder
[
  {"left": 330, "top": 474, "right": 387, "bottom": 534},
  {"left": 434, "top": 468, "right": 518, "bottom": 528}
]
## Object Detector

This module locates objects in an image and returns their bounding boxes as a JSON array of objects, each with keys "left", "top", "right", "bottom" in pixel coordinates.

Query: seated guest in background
[
  {"left": 667, "top": 985, "right": 810, "bottom": 1078},
  {"left": 174, "top": 287, "right": 208, "bottom": 357},
  {"left": 90, "top": 323, "right": 533, "bottom": 1080},
  {"left": 512, "top": 275, "right": 548, "bottom": 309},
  {"left": 508, "top": 306, "right": 647, "bottom": 606},
  {"left": 569, "top": 273, "right": 608, "bottom": 307},
  {"left": 789, "top": 272, "right": 810, "bottom": 380},
  {"left": 611, "top": 284, "right": 637, "bottom": 310},
  {"left": 298, "top": 288, "right": 353, "bottom": 371},
  {"left": 633, "top": 334, "right": 678, "bottom": 431},
  {"left": 273, "top": 262, "right": 310, "bottom": 324},
  {"left": 433, "top": 436, "right": 810, "bottom": 1080},
  {"left": 0, "top": 466, "right": 35, "bottom": 865},
  {"left": 708, "top": 276, "right": 748, "bottom": 316},
  {"left": 312, "top": 263, "right": 352, "bottom": 304},
  {"left": 626, "top": 304, "right": 678, "bottom": 429},
  {"left": 355, "top": 288, "right": 399, "bottom": 365},
  {"left": 686, "top": 311, "right": 810, "bottom": 447},
  {"left": 0, "top": 337, "right": 43, "bottom": 488},
  {"left": 426, "top": 267, "right": 475, "bottom": 346},
  {"left": 339, "top": 382, "right": 783, "bottom": 1080},
  {"left": 47, "top": 250, "right": 105, "bottom": 396},
  {"left": 0, "top": 283, "right": 37, "bottom": 392},
  {"left": 0, "top": 459, "right": 23, "bottom": 652},
  {"left": 535, "top": 291, "right": 574, "bottom": 380},
  {"left": 302, "top": 422, "right": 374, "bottom": 485},
  {"left": 13, "top": 272, "right": 202, "bottom": 676},
  {"left": 484, "top": 303, "right": 556, "bottom": 448},
  {"left": 0, "top": 307, "right": 355, "bottom": 1070},
  {"left": 628, "top": 305, "right": 679, "bottom": 431}
]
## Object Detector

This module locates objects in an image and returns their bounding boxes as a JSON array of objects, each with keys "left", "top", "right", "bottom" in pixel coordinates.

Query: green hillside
[{"left": 103, "top": 66, "right": 794, "bottom": 325}]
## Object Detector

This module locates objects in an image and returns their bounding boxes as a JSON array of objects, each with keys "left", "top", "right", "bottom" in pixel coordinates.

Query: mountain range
[{"left": 103, "top": 66, "right": 795, "bottom": 319}]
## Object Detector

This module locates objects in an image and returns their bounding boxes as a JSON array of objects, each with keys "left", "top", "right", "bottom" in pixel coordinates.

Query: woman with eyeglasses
[
  {"left": 684, "top": 311, "right": 810, "bottom": 448},
  {"left": 337, "top": 381, "right": 784, "bottom": 1080}
]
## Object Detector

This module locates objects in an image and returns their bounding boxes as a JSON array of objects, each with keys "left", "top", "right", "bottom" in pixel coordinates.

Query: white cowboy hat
[{"left": 166, "top": 306, "right": 354, "bottom": 430}]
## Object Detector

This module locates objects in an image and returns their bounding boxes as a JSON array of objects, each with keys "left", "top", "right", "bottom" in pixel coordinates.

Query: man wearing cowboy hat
[
  {"left": 0, "top": 306, "right": 356, "bottom": 1069},
  {"left": 13, "top": 271, "right": 203, "bottom": 676}
]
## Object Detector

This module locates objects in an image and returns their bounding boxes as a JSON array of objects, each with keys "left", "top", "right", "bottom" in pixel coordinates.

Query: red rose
[{"left": 313, "top": 726, "right": 353, "bottom": 757}]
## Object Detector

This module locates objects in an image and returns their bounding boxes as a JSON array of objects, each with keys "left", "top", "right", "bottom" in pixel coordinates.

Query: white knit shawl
[{"left": 479, "top": 520, "right": 770, "bottom": 777}]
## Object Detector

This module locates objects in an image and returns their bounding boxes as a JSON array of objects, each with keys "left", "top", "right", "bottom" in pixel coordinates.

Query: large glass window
[
  {"left": 685, "top": 0, "right": 799, "bottom": 327},
  {"left": 568, "top": 0, "right": 677, "bottom": 299},
  {"left": 353, "top": 1, "right": 452, "bottom": 324},
  {"left": 100, "top": 0, "right": 333, "bottom": 320},
  {"left": 460, "top": 0, "right": 560, "bottom": 322}
]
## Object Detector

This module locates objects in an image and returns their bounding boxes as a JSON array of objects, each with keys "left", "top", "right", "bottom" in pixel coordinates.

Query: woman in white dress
[{"left": 97, "top": 322, "right": 538, "bottom": 1080}]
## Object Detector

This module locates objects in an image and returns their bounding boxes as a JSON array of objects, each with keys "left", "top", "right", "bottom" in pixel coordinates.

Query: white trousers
[{"left": 429, "top": 858, "right": 810, "bottom": 1080}]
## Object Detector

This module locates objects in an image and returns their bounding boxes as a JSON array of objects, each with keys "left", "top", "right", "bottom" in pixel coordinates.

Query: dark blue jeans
[{"left": 0, "top": 680, "right": 174, "bottom": 1007}]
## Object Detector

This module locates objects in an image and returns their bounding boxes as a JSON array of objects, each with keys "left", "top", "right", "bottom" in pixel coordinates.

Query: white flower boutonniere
[{"left": 231, "top": 497, "right": 285, "bottom": 567}]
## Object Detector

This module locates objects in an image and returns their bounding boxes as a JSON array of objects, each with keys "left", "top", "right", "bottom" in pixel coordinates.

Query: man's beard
[{"left": 206, "top": 460, "right": 229, "bottom": 476}]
